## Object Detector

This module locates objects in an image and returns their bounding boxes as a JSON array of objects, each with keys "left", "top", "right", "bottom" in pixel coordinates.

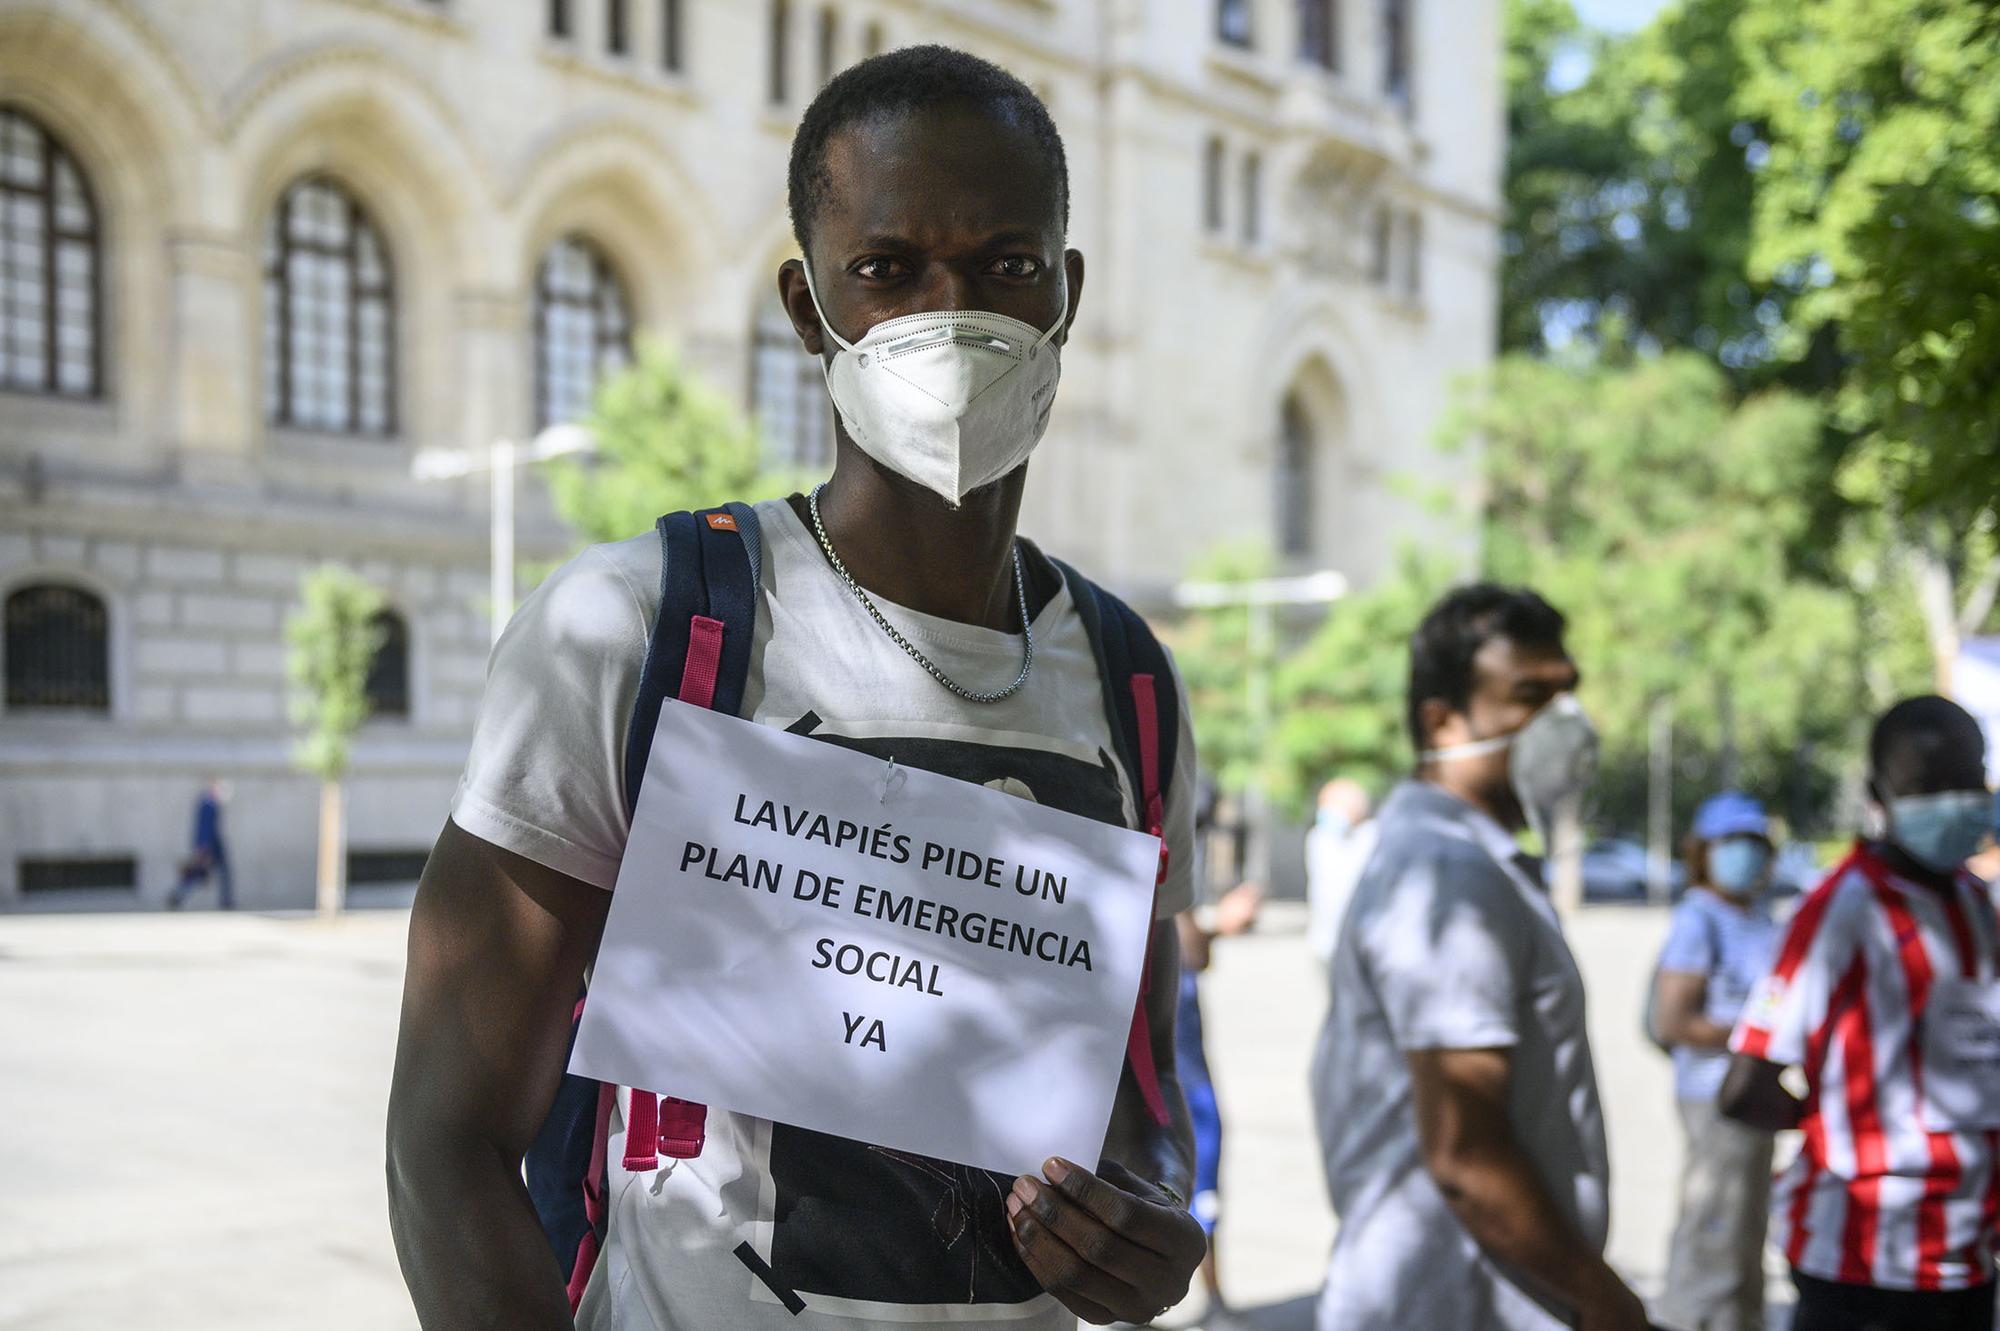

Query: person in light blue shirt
[{"left": 1650, "top": 791, "right": 1783, "bottom": 1331}]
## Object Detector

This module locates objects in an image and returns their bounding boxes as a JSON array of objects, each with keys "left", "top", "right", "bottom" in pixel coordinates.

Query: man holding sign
[
  {"left": 387, "top": 44, "right": 1205, "bottom": 1331},
  {"left": 1721, "top": 697, "right": 2000, "bottom": 1331}
]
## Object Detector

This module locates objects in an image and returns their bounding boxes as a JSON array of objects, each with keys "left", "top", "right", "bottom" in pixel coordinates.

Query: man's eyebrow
[
  {"left": 841, "top": 227, "right": 1057, "bottom": 255},
  {"left": 846, "top": 233, "right": 919, "bottom": 254}
]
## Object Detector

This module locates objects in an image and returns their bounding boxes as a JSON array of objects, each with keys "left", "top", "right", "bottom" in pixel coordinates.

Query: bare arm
[
  {"left": 1653, "top": 971, "right": 1733, "bottom": 1051},
  {"left": 1409, "top": 1048, "right": 1649, "bottom": 1331},
  {"left": 386, "top": 818, "right": 611, "bottom": 1330},
  {"left": 1718, "top": 1053, "right": 1800, "bottom": 1132}
]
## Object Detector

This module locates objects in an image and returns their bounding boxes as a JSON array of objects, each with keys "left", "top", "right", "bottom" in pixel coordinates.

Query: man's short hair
[
  {"left": 1869, "top": 694, "right": 1985, "bottom": 790},
  {"left": 1406, "top": 583, "right": 1568, "bottom": 749},
  {"left": 787, "top": 45, "right": 1070, "bottom": 256}
]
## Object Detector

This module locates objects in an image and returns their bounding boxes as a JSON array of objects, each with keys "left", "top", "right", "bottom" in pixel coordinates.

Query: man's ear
[
  {"left": 1057, "top": 248, "right": 1085, "bottom": 345},
  {"left": 1418, "top": 697, "right": 1463, "bottom": 753},
  {"left": 776, "top": 258, "right": 826, "bottom": 357}
]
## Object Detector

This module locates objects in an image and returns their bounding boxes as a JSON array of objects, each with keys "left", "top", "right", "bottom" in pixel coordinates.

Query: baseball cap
[{"left": 1693, "top": 790, "right": 1770, "bottom": 841}]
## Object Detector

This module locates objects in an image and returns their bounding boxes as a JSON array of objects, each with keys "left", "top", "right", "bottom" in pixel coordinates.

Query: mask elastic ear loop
[
  {"left": 1033, "top": 269, "right": 1070, "bottom": 350},
  {"left": 799, "top": 261, "right": 858, "bottom": 355},
  {"left": 1419, "top": 732, "right": 1516, "bottom": 764}
]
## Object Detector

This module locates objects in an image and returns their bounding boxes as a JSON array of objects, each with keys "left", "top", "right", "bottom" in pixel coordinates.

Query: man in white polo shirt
[
  {"left": 1312, "top": 584, "right": 1649, "bottom": 1331},
  {"left": 1722, "top": 695, "right": 2000, "bottom": 1331}
]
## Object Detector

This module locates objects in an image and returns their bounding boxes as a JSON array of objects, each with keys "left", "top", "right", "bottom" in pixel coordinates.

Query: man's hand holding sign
[{"left": 571, "top": 700, "right": 1202, "bottom": 1323}]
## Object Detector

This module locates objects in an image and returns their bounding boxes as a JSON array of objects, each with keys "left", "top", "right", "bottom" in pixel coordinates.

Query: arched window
[
  {"left": 751, "top": 298, "right": 831, "bottom": 470},
  {"left": 364, "top": 608, "right": 409, "bottom": 718},
  {"left": 4, "top": 583, "right": 109, "bottom": 712},
  {"left": 1277, "top": 395, "right": 1315, "bottom": 557},
  {"left": 1299, "top": 0, "right": 1339, "bottom": 70},
  {"left": 662, "top": 0, "right": 684, "bottom": 71},
  {"left": 549, "top": 0, "right": 572, "bottom": 37},
  {"left": 1383, "top": 0, "right": 1413, "bottom": 106},
  {"left": 263, "top": 177, "right": 396, "bottom": 436},
  {"left": 607, "top": 0, "right": 630, "bottom": 55},
  {"left": 1217, "top": 0, "right": 1253, "bottom": 47},
  {"left": 0, "top": 107, "right": 101, "bottom": 398},
  {"left": 1241, "top": 151, "right": 1262, "bottom": 245},
  {"left": 769, "top": 0, "right": 791, "bottom": 104},
  {"left": 816, "top": 7, "right": 839, "bottom": 84},
  {"left": 1202, "top": 137, "right": 1226, "bottom": 234},
  {"left": 535, "top": 235, "right": 632, "bottom": 428}
]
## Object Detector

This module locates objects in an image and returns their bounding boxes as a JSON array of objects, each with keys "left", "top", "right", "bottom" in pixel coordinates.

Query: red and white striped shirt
[{"left": 1732, "top": 843, "right": 2000, "bottom": 1291}]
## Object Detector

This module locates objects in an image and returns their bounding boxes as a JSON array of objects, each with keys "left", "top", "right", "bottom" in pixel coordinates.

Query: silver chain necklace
[{"left": 806, "top": 482, "right": 1034, "bottom": 704}]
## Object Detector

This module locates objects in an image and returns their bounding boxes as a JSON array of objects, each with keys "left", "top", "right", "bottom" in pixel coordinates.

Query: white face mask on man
[
  {"left": 801, "top": 262, "right": 1067, "bottom": 506},
  {"left": 1421, "top": 693, "right": 1601, "bottom": 852}
]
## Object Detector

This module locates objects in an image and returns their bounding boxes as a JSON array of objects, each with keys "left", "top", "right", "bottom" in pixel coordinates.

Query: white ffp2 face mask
[
  {"left": 802, "top": 263, "right": 1066, "bottom": 506},
  {"left": 1421, "top": 693, "right": 1600, "bottom": 851}
]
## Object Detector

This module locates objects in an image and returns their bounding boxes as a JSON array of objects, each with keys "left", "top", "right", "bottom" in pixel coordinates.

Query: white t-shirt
[{"left": 452, "top": 498, "right": 1197, "bottom": 1330}]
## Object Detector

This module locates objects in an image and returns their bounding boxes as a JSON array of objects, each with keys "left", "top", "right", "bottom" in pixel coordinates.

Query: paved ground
[{"left": 0, "top": 901, "right": 1787, "bottom": 1330}]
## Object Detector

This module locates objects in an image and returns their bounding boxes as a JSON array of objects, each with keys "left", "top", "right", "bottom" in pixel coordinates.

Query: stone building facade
[{"left": 0, "top": 0, "right": 1501, "bottom": 907}]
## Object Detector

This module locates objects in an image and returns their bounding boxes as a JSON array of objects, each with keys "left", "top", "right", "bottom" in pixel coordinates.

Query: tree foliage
[
  {"left": 1734, "top": 0, "right": 2000, "bottom": 515},
  {"left": 1166, "top": 543, "right": 1275, "bottom": 800},
  {"left": 285, "top": 566, "right": 386, "bottom": 782},
  {"left": 1501, "top": 0, "right": 1828, "bottom": 388},
  {"left": 547, "top": 338, "right": 803, "bottom": 544},
  {"left": 1465, "top": 352, "right": 1924, "bottom": 834}
]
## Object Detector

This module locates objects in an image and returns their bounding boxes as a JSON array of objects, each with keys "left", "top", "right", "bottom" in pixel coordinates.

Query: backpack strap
[
  {"left": 537, "top": 503, "right": 764, "bottom": 1310},
  {"left": 1049, "top": 554, "right": 1179, "bottom": 1129},
  {"left": 616, "top": 503, "right": 761, "bottom": 1172}
]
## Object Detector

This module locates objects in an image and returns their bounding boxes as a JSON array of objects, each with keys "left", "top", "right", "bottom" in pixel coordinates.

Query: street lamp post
[
  {"left": 1171, "top": 569, "right": 1347, "bottom": 889},
  {"left": 411, "top": 423, "right": 595, "bottom": 645}
]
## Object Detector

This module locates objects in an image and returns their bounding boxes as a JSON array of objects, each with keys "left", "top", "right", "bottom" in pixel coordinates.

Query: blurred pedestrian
[
  {"left": 1721, "top": 696, "right": 2000, "bottom": 1331},
  {"left": 1305, "top": 778, "right": 1377, "bottom": 968},
  {"left": 1312, "top": 585, "right": 1647, "bottom": 1331},
  {"left": 1174, "top": 880, "right": 1263, "bottom": 1328},
  {"left": 1650, "top": 791, "right": 1781, "bottom": 1331},
  {"left": 167, "top": 777, "right": 232, "bottom": 910}
]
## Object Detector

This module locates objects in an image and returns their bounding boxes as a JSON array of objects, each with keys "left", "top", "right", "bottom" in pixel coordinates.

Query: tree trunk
[
  {"left": 1908, "top": 539, "right": 1961, "bottom": 695},
  {"left": 316, "top": 778, "right": 346, "bottom": 920}
]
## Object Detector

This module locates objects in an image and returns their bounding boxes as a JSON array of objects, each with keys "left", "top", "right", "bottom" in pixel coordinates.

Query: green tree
[
  {"left": 286, "top": 566, "right": 386, "bottom": 917},
  {"left": 1734, "top": 0, "right": 2000, "bottom": 674},
  {"left": 1462, "top": 352, "right": 1922, "bottom": 836},
  {"left": 1165, "top": 543, "right": 1276, "bottom": 799},
  {"left": 1736, "top": 0, "right": 2000, "bottom": 516},
  {"left": 1265, "top": 550, "right": 1457, "bottom": 812},
  {"left": 1502, "top": 0, "right": 1840, "bottom": 394},
  {"left": 546, "top": 338, "right": 802, "bottom": 544}
]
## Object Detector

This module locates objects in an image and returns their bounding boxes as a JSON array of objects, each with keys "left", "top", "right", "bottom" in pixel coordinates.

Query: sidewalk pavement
[{"left": 0, "top": 902, "right": 1783, "bottom": 1330}]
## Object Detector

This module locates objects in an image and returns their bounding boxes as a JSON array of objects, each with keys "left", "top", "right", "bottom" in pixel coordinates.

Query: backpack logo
[{"left": 705, "top": 512, "right": 738, "bottom": 531}]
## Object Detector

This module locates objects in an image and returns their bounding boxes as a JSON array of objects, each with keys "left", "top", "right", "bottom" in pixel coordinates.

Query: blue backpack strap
[
  {"left": 529, "top": 503, "right": 762, "bottom": 1309},
  {"left": 1047, "top": 553, "right": 1180, "bottom": 823},
  {"left": 621, "top": 503, "right": 762, "bottom": 814},
  {"left": 1046, "top": 552, "right": 1180, "bottom": 1127}
]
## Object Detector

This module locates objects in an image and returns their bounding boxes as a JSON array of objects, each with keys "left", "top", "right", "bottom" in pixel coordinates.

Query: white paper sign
[{"left": 570, "top": 699, "right": 1162, "bottom": 1178}]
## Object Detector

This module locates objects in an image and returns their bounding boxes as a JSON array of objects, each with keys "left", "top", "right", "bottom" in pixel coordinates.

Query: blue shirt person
[{"left": 1650, "top": 791, "right": 1781, "bottom": 1331}]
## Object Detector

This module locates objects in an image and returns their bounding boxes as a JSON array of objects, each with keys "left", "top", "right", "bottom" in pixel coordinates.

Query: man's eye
[
  {"left": 854, "top": 258, "right": 904, "bottom": 280},
  {"left": 991, "top": 256, "right": 1043, "bottom": 279}
]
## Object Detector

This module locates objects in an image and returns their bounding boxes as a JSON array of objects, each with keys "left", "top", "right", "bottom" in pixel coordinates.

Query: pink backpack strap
[
  {"left": 566, "top": 1082, "right": 617, "bottom": 1312},
  {"left": 616, "top": 613, "right": 726, "bottom": 1174},
  {"left": 1124, "top": 672, "right": 1172, "bottom": 1128}
]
